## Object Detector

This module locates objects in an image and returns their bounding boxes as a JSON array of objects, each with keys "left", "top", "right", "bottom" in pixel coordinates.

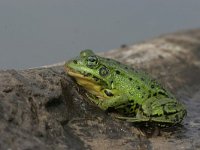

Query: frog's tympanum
[{"left": 65, "top": 49, "right": 186, "bottom": 127}]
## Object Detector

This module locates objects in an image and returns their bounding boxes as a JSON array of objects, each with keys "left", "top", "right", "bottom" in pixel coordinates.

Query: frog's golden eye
[
  {"left": 99, "top": 66, "right": 109, "bottom": 77},
  {"left": 87, "top": 56, "right": 98, "bottom": 68}
]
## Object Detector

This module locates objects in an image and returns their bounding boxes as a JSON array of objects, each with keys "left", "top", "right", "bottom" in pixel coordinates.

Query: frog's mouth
[{"left": 65, "top": 66, "right": 105, "bottom": 98}]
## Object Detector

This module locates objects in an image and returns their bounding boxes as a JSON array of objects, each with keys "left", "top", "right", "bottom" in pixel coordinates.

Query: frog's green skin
[{"left": 65, "top": 49, "right": 187, "bottom": 127}]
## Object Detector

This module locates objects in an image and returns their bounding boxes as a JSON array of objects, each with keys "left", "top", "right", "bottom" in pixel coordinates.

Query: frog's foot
[
  {"left": 85, "top": 93, "right": 103, "bottom": 107},
  {"left": 141, "top": 97, "right": 187, "bottom": 124}
]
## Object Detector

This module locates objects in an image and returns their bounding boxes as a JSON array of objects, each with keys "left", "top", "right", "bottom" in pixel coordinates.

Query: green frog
[{"left": 65, "top": 49, "right": 186, "bottom": 127}]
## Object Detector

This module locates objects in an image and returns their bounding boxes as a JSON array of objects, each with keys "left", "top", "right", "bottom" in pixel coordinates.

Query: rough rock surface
[{"left": 0, "top": 29, "right": 200, "bottom": 150}]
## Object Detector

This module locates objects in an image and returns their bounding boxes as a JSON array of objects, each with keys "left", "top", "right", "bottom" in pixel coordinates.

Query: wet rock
[
  {"left": 0, "top": 68, "right": 149, "bottom": 150},
  {"left": 0, "top": 29, "right": 200, "bottom": 149}
]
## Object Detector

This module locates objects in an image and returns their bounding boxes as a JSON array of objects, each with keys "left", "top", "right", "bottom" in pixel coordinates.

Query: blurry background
[{"left": 0, "top": 0, "right": 200, "bottom": 69}]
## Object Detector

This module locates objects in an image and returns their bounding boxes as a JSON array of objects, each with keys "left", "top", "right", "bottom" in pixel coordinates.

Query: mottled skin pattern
[{"left": 65, "top": 50, "right": 187, "bottom": 127}]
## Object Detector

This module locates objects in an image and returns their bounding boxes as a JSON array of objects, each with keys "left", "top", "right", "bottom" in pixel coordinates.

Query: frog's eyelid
[
  {"left": 80, "top": 49, "right": 94, "bottom": 57},
  {"left": 86, "top": 56, "right": 99, "bottom": 68}
]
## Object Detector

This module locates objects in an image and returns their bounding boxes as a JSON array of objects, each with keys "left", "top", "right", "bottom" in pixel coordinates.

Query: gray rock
[{"left": 0, "top": 29, "right": 200, "bottom": 150}]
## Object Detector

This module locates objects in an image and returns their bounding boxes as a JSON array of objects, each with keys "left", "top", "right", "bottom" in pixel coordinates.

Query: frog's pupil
[
  {"left": 88, "top": 56, "right": 97, "bottom": 62},
  {"left": 87, "top": 56, "right": 98, "bottom": 67},
  {"left": 153, "top": 93, "right": 157, "bottom": 96}
]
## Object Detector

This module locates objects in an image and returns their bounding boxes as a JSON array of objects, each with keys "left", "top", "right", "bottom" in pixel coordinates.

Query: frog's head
[{"left": 65, "top": 49, "right": 113, "bottom": 98}]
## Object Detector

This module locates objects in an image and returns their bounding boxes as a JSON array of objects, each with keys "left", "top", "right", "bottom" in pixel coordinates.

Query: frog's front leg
[{"left": 87, "top": 93, "right": 129, "bottom": 110}]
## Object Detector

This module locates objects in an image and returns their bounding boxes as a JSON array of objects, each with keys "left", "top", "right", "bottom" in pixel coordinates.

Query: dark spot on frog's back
[
  {"left": 153, "top": 93, "right": 157, "bottom": 96},
  {"left": 141, "top": 77, "right": 145, "bottom": 81},
  {"left": 129, "top": 78, "right": 133, "bottom": 81},
  {"left": 147, "top": 94, "right": 151, "bottom": 98},
  {"left": 158, "top": 91, "right": 169, "bottom": 98},
  {"left": 115, "top": 70, "right": 120, "bottom": 75},
  {"left": 147, "top": 90, "right": 152, "bottom": 98},
  {"left": 128, "top": 99, "right": 134, "bottom": 104},
  {"left": 129, "top": 91, "right": 134, "bottom": 96}
]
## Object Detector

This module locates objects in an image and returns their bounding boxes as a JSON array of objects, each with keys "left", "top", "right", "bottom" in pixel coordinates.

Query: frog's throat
[{"left": 65, "top": 67, "right": 105, "bottom": 98}]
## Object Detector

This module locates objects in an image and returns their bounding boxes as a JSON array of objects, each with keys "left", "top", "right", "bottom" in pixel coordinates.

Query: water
[{"left": 0, "top": 0, "right": 200, "bottom": 69}]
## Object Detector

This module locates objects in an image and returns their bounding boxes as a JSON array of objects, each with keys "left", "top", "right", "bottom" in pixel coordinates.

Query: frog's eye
[
  {"left": 99, "top": 66, "right": 109, "bottom": 77},
  {"left": 87, "top": 55, "right": 98, "bottom": 68}
]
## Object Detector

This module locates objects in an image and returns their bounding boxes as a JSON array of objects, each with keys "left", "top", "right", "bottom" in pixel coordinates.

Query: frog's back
[{"left": 99, "top": 57, "right": 175, "bottom": 103}]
